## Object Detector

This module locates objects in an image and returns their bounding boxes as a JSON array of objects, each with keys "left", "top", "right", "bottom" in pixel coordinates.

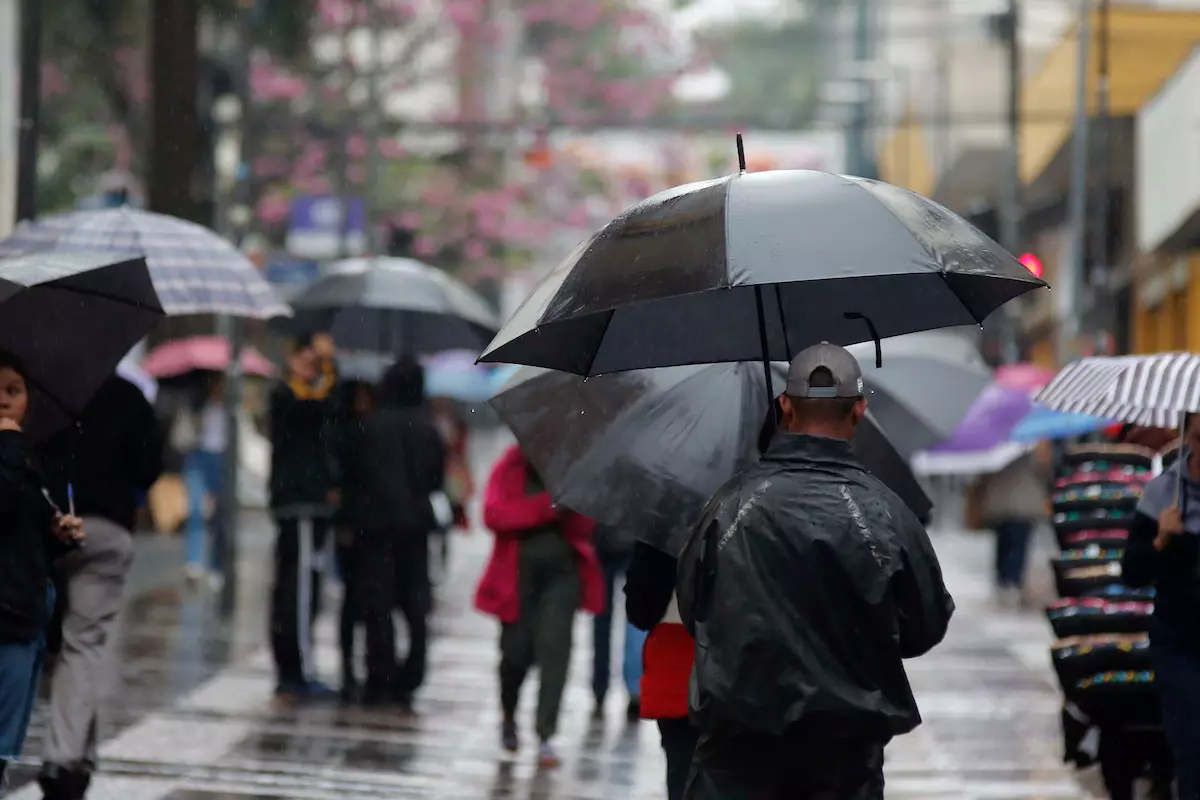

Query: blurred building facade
[{"left": 871, "top": 0, "right": 1200, "bottom": 367}]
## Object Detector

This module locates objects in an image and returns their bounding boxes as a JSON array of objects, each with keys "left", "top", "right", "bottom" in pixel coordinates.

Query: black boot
[{"left": 38, "top": 763, "right": 91, "bottom": 800}]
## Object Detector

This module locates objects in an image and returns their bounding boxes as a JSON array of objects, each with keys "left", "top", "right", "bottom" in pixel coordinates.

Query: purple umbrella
[{"left": 931, "top": 384, "right": 1034, "bottom": 453}]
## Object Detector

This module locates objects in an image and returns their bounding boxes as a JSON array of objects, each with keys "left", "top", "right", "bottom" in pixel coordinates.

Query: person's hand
[
  {"left": 52, "top": 514, "right": 85, "bottom": 544},
  {"left": 1155, "top": 506, "right": 1185, "bottom": 550},
  {"left": 0, "top": 417, "right": 22, "bottom": 432},
  {"left": 327, "top": 488, "right": 342, "bottom": 506}
]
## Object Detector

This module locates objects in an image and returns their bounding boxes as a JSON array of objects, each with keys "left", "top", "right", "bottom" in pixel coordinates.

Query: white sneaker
[
  {"left": 207, "top": 571, "right": 225, "bottom": 592},
  {"left": 184, "top": 563, "right": 206, "bottom": 583}
]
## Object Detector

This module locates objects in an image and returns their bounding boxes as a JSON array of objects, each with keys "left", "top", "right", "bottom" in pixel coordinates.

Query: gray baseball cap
[{"left": 785, "top": 342, "right": 865, "bottom": 399}]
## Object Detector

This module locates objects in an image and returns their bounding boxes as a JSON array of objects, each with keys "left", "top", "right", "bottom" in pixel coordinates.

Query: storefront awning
[{"left": 1021, "top": 6, "right": 1200, "bottom": 190}]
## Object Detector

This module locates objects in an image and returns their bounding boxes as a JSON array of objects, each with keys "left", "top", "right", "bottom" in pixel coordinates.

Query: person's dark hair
[
  {"left": 786, "top": 367, "right": 857, "bottom": 422},
  {"left": 292, "top": 331, "right": 316, "bottom": 352},
  {"left": 0, "top": 349, "right": 29, "bottom": 381},
  {"left": 380, "top": 359, "right": 425, "bottom": 409}
]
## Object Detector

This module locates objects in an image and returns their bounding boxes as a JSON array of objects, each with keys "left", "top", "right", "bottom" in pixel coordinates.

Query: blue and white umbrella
[{"left": 0, "top": 207, "right": 290, "bottom": 319}]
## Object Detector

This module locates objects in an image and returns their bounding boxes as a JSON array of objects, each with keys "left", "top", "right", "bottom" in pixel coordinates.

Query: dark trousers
[
  {"left": 1154, "top": 645, "right": 1200, "bottom": 799},
  {"left": 360, "top": 530, "right": 429, "bottom": 701},
  {"left": 335, "top": 536, "right": 362, "bottom": 684},
  {"left": 994, "top": 519, "right": 1033, "bottom": 588},
  {"left": 685, "top": 730, "right": 886, "bottom": 800},
  {"left": 592, "top": 548, "right": 628, "bottom": 703},
  {"left": 499, "top": 532, "right": 580, "bottom": 741},
  {"left": 269, "top": 515, "right": 330, "bottom": 692},
  {"left": 659, "top": 717, "right": 700, "bottom": 800}
]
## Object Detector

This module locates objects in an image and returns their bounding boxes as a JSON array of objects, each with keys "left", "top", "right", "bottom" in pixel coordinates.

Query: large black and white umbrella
[{"left": 480, "top": 167, "right": 1046, "bottom": 376}]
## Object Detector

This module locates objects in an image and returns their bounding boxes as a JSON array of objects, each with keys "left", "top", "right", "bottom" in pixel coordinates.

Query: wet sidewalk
[{"left": 6, "top": 452, "right": 1096, "bottom": 798}]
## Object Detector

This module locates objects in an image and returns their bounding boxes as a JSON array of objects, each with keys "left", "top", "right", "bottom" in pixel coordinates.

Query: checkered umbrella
[
  {"left": 0, "top": 207, "right": 290, "bottom": 319},
  {"left": 1035, "top": 353, "right": 1200, "bottom": 429}
]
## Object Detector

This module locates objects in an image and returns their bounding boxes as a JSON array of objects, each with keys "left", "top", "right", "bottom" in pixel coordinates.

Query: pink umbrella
[
  {"left": 994, "top": 363, "right": 1055, "bottom": 393},
  {"left": 142, "top": 335, "right": 278, "bottom": 379}
]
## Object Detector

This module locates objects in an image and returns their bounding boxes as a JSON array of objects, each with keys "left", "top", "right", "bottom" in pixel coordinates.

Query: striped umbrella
[
  {"left": 1035, "top": 353, "right": 1200, "bottom": 428},
  {"left": 0, "top": 207, "right": 290, "bottom": 319}
]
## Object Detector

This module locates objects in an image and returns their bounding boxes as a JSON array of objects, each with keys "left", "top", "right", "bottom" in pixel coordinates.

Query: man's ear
[
  {"left": 852, "top": 397, "right": 868, "bottom": 424},
  {"left": 778, "top": 394, "right": 794, "bottom": 421}
]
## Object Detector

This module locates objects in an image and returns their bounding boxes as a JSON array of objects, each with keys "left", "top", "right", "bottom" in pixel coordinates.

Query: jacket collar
[{"left": 763, "top": 432, "right": 863, "bottom": 473}]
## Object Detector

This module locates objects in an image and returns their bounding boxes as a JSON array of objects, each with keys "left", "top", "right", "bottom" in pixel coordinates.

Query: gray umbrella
[
  {"left": 289, "top": 257, "right": 499, "bottom": 356},
  {"left": 0, "top": 251, "right": 163, "bottom": 436},
  {"left": 847, "top": 329, "right": 992, "bottom": 455},
  {"left": 479, "top": 168, "right": 1046, "bottom": 376},
  {"left": 490, "top": 362, "right": 930, "bottom": 554}
]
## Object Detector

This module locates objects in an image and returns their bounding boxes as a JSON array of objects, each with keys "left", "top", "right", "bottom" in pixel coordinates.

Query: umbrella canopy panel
[
  {"left": 1036, "top": 353, "right": 1200, "bottom": 428},
  {"left": 481, "top": 170, "right": 1046, "bottom": 375},
  {"left": 0, "top": 207, "right": 289, "bottom": 319},
  {"left": 142, "top": 335, "right": 278, "bottom": 379},
  {"left": 289, "top": 257, "right": 499, "bottom": 356},
  {"left": 0, "top": 251, "right": 164, "bottom": 436}
]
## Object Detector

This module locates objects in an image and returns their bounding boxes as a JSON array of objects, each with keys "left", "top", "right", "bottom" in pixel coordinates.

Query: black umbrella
[
  {"left": 0, "top": 252, "right": 163, "bottom": 436},
  {"left": 489, "top": 362, "right": 930, "bottom": 554},
  {"left": 479, "top": 162, "right": 1045, "bottom": 379},
  {"left": 287, "top": 257, "right": 499, "bottom": 356}
]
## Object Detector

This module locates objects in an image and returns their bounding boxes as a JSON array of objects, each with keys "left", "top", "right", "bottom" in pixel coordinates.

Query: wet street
[{"left": 4, "top": 432, "right": 1096, "bottom": 800}]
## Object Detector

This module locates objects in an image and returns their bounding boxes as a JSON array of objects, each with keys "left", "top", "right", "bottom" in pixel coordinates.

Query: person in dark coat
[
  {"left": 268, "top": 333, "right": 339, "bottom": 705},
  {"left": 339, "top": 360, "right": 445, "bottom": 711},
  {"left": 37, "top": 375, "right": 162, "bottom": 799},
  {"left": 677, "top": 344, "right": 954, "bottom": 800},
  {"left": 1122, "top": 413, "right": 1200, "bottom": 800},
  {"left": 0, "top": 352, "right": 83, "bottom": 788}
]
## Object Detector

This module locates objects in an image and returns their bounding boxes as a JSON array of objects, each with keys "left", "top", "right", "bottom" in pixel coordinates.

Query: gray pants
[{"left": 44, "top": 517, "right": 134, "bottom": 770}]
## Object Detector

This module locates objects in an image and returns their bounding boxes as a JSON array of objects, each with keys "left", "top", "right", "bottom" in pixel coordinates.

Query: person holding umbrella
[
  {"left": 475, "top": 445, "right": 605, "bottom": 768},
  {"left": 1122, "top": 413, "right": 1200, "bottom": 799},
  {"left": 268, "top": 332, "right": 339, "bottom": 706},
  {"left": 0, "top": 353, "right": 85, "bottom": 789},
  {"left": 677, "top": 343, "right": 954, "bottom": 799}
]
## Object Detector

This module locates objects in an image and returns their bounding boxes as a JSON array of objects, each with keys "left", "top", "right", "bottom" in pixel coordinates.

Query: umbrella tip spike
[{"left": 736, "top": 133, "right": 746, "bottom": 173}]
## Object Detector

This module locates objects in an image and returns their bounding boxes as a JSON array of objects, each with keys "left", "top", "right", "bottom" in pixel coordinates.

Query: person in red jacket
[{"left": 475, "top": 445, "right": 605, "bottom": 768}]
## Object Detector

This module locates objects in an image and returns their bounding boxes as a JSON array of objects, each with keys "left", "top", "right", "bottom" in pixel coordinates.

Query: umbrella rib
[{"left": 38, "top": 283, "right": 162, "bottom": 313}]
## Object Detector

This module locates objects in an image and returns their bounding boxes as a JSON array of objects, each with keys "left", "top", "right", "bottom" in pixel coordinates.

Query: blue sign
[{"left": 286, "top": 195, "right": 366, "bottom": 259}]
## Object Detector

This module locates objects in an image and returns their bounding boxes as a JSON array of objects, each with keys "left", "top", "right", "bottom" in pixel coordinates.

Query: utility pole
[
  {"left": 846, "top": 0, "right": 871, "bottom": 176},
  {"left": 999, "top": 0, "right": 1022, "bottom": 363},
  {"left": 216, "top": 1, "right": 255, "bottom": 612},
  {"left": 1090, "top": 0, "right": 1111, "bottom": 333},
  {"left": 1059, "top": 0, "right": 1092, "bottom": 366},
  {"left": 363, "top": 0, "right": 384, "bottom": 257},
  {"left": 15, "top": 0, "right": 41, "bottom": 222}
]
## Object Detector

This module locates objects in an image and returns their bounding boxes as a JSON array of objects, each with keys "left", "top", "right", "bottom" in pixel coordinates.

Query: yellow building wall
[
  {"left": 1020, "top": 6, "right": 1200, "bottom": 186},
  {"left": 1132, "top": 253, "right": 1200, "bottom": 354}
]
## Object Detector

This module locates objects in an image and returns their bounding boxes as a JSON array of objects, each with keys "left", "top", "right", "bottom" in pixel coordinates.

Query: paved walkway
[{"left": 5, "top": 433, "right": 1097, "bottom": 798}]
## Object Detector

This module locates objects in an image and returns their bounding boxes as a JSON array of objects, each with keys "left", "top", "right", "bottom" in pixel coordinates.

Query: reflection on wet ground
[{"left": 3, "top": 438, "right": 1099, "bottom": 798}]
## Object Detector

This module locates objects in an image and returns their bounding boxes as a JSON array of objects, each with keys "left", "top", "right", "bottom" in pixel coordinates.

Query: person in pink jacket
[{"left": 475, "top": 444, "right": 605, "bottom": 768}]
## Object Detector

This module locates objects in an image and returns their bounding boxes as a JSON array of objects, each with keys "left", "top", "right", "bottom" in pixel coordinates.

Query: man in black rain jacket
[{"left": 677, "top": 343, "right": 955, "bottom": 800}]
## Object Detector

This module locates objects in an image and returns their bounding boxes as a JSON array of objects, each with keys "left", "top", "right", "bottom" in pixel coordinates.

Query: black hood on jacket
[{"left": 380, "top": 360, "right": 426, "bottom": 409}]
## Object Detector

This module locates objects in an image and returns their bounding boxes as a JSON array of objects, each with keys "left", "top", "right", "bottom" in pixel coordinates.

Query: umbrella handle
[
  {"left": 845, "top": 312, "right": 882, "bottom": 368},
  {"left": 736, "top": 133, "right": 746, "bottom": 173}
]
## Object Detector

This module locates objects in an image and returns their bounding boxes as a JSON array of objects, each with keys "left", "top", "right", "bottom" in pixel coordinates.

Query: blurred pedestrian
[
  {"left": 169, "top": 373, "right": 227, "bottom": 587},
  {"left": 429, "top": 397, "right": 473, "bottom": 579},
  {"left": 37, "top": 375, "right": 162, "bottom": 799},
  {"left": 342, "top": 360, "right": 444, "bottom": 712},
  {"left": 626, "top": 536, "right": 695, "bottom": 800},
  {"left": 677, "top": 344, "right": 954, "bottom": 799},
  {"left": 331, "top": 380, "right": 375, "bottom": 702},
  {"left": 268, "top": 333, "right": 339, "bottom": 706},
  {"left": 0, "top": 353, "right": 84, "bottom": 790},
  {"left": 475, "top": 445, "right": 605, "bottom": 768},
  {"left": 591, "top": 522, "right": 646, "bottom": 720},
  {"left": 976, "top": 448, "right": 1050, "bottom": 606},
  {"left": 1123, "top": 413, "right": 1200, "bottom": 800}
]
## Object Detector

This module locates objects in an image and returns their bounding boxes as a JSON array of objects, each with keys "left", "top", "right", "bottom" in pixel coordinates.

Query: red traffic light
[{"left": 1018, "top": 252, "right": 1043, "bottom": 278}]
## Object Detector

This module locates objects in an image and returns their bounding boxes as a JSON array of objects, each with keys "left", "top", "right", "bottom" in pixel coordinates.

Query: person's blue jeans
[
  {"left": 0, "top": 584, "right": 53, "bottom": 761},
  {"left": 994, "top": 519, "right": 1033, "bottom": 588},
  {"left": 184, "top": 450, "right": 223, "bottom": 571},
  {"left": 1152, "top": 644, "right": 1200, "bottom": 799},
  {"left": 593, "top": 550, "right": 648, "bottom": 704}
]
